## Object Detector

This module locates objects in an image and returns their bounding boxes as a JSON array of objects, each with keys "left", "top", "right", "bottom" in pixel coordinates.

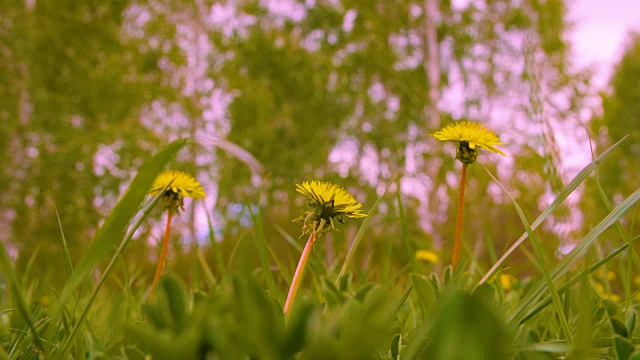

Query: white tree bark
[{"left": 423, "top": 0, "right": 440, "bottom": 127}]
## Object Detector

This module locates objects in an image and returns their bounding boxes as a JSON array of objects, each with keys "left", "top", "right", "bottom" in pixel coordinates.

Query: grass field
[{"left": 1, "top": 137, "right": 640, "bottom": 360}]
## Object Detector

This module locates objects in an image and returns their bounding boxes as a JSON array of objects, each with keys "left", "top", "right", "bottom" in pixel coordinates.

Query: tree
[
  {"left": 0, "top": 0, "right": 171, "bottom": 280},
  {"left": 585, "top": 32, "right": 640, "bottom": 231}
]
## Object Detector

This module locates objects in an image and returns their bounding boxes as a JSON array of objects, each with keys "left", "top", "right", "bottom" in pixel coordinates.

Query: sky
[{"left": 570, "top": 0, "right": 640, "bottom": 86}]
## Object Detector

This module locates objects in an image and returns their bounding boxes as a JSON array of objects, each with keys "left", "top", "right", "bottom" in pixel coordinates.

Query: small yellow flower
[
  {"left": 500, "top": 273, "right": 518, "bottom": 291},
  {"left": 148, "top": 170, "right": 205, "bottom": 213},
  {"left": 603, "top": 293, "right": 621, "bottom": 303},
  {"left": 293, "top": 181, "right": 366, "bottom": 237},
  {"left": 606, "top": 271, "right": 616, "bottom": 281},
  {"left": 415, "top": 250, "right": 439, "bottom": 264},
  {"left": 594, "top": 282, "right": 621, "bottom": 302},
  {"left": 594, "top": 282, "right": 605, "bottom": 294},
  {"left": 431, "top": 121, "right": 506, "bottom": 164}
]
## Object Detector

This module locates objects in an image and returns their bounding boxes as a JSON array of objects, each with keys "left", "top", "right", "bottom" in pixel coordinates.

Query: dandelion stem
[
  {"left": 452, "top": 163, "right": 467, "bottom": 269},
  {"left": 284, "top": 232, "right": 316, "bottom": 315},
  {"left": 151, "top": 211, "right": 173, "bottom": 299}
]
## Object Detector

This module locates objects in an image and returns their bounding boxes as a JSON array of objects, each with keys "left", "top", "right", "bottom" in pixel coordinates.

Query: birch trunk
[{"left": 423, "top": 0, "right": 440, "bottom": 127}]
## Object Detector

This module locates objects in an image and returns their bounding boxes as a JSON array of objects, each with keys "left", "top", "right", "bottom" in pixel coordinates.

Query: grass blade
[
  {"left": 397, "top": 178, "right": 415, "bottom": 273},
  {"left": 274, "top": 224, "right": 303, "bottom": 253},
  {"left": 244, "top": 199, "right": 278, "bottom": 296},
  {"left": 593, "top": 167, "right": 636, "bottom": 309},
  {"left": 205, "top": 208, "right": 228, "bottom": 279},
  {"left": 481, "top": 164, "right": 573, "bottom": 342},
  {"left": 338, "top": 179, "right": 393, "bottom": 279},
  {"left": 54, "top": 139, "right": 187, "bottom": 315},
  {"left": 477, "top": 135, "right": 629, "bottom": 287},
  {"left": 53, "top": 203, "right": 74, "bottom": 280},
  {"left": 263, "top": 235, "right": 292, "bottom": 284},
  {"left": 393, "top": 286, "right": 413, "bottom": 316},
  {"left": 0, "top": 244, "right": 44, "bottom": 351},
  {"left": 55, "top": 176, "right": 172, "bottom": 359},
  {"left": 510, "top": 186, "right": 640, "bottom": 325},
  {"left": 197, "top": 247, "right": 217, "bottom": 290},
  {"left": 518, "top": 234, "right": 639, "bottom": 324}
]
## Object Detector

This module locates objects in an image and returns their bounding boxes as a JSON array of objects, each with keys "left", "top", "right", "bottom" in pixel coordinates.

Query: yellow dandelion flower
[
  {"left": 431, "top": 121, "right": 505, "bottom": 164},
  {"left": 285, "top": 181, "right": 366, "bottom": 315},
  {"left": 415, "top": 250, "right": 439, "bottom": 264},
  {"left": 149, "top": 170, "right": 206, "bottom": 199},
  {"left": 293, "top": 181, "right": 366, "bottom": 237},
  {"left": 147, "top": 170, "right": 205, "bottom": 299},
  {"left": 148, "top": 170, "right": 205, "bottom": 214}
]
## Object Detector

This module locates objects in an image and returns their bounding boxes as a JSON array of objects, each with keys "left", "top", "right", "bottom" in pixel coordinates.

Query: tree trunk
[{"left": 423, "top": 0, "right": 440, "bottom": 127}]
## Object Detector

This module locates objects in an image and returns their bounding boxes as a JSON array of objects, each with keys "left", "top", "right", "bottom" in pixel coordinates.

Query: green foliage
[
  {"left": 422, "top": 290, "right": 512, "bottom": 360},
  {"left": 127, "top": 274, "right": 396, "bottom": 360},
  {"left": 1, "top": 0, "right": 639, "bottom": 359},
  {"left": 585, "top": 32, "right": 640, "bottom": 232},
  {"left": 1, "top": 0, "right": 171, "bottom": 284}
]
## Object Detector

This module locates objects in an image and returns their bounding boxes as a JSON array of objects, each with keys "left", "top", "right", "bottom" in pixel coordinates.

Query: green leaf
[
  {"left": 231, "top": 276, "right": 283, "bottom": 359},
  {"left": 126, "top": 325, "right": 202, "bottom": 360},
  {"left": 604, "top": 299, "right": 620, "bottom": 317},
  {"left": 473, "top": 283, "right": 497, "bottom": 305},
  {"left": 334, "top": 290, "right": 395, "bottom": 359},
  {"left": 420, "top": 291, "right": 512, "bottom": 360},
  {"left": 158, "top": 275, "right": 188, "bottom": 331},
  {"left": 321, "top": 277, "right": 346, "bottom": 308},
  {"left": 627, "top": 310, "right": 637, "bottom": 337},
  {"left": 337, "top": 272, "right": 352, "bottom": 292},
  {"left": 281, "top": 301, "right": 313, "bottom": 358},
  {"left": 390, "top": 334, "right": 401, "bottom": 360},
  {"left": 629, "top": 350, "right": 640, "bottom": 360},
  {"left": 614, "top": 334, "right": 635, "bottom": 360},
  {"left": 354, "top": 283, "right": 376, "bottom": 302},
  {"left": 411, "top": 274, "right": 436, "bottom": 312},
  {"left": 442, "top": 265, "right": 452, "bottom": 287},
  {"left": 612, "top": 317, "right": 629, "bottom": 338}
]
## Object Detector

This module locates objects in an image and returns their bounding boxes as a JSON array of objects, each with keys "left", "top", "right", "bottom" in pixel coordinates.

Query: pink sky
[{"left": 570, "top": 0, "right": 640, "bottom": 85}]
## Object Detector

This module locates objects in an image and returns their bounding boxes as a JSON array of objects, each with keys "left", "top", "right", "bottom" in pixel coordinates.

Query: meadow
[
  {"left": 2, "top": 2, "right": 640, "bottom": 358},
  {"left": 0, "top": 131, "right": 638, "bottom": 360}
]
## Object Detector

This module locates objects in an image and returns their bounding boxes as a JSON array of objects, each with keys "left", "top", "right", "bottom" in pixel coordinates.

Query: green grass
[{"left": 1, "top": 137, "right": 640, "bottom": 359}]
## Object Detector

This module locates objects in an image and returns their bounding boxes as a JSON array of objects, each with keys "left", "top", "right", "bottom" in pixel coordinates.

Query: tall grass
[{"left": 1, "top": 137, "right": 639, "bottom": 359}]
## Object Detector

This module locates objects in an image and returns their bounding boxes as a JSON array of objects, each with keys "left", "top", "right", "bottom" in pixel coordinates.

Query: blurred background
[{"left": 1, "top": 0, "right": 638, "bottom": 286}]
